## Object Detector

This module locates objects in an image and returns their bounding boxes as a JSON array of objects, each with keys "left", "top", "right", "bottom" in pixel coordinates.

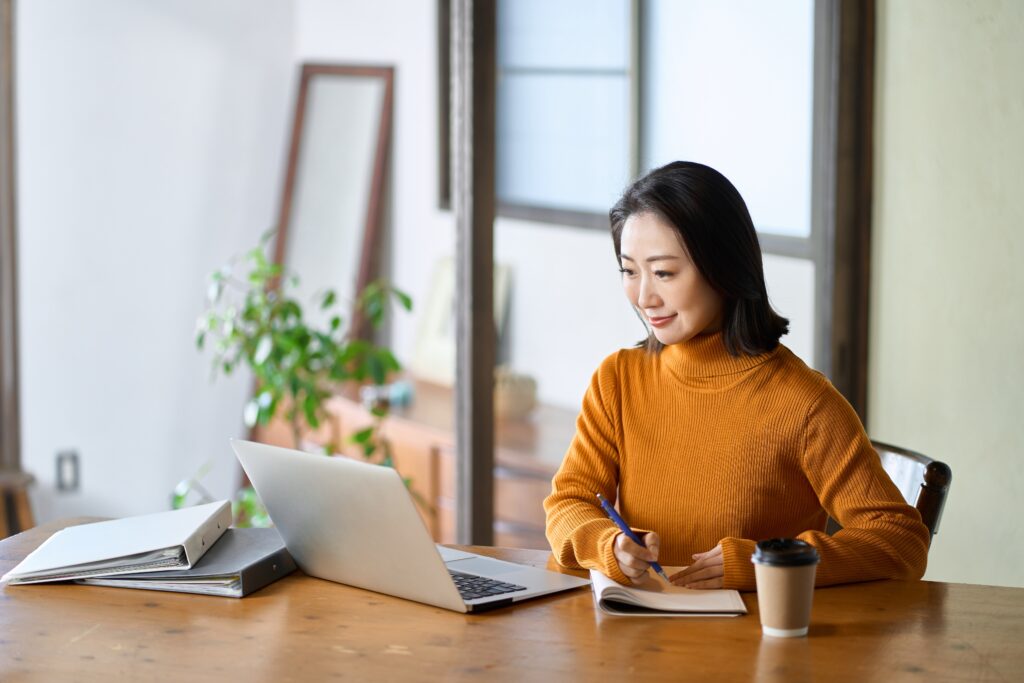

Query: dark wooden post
[
  {"left": 451, "top": 0, "right": 496, "bottom": 545},
  {"left": 831, "top": 0, "right": 876, "bottom": 422},
  {"left": 0, "top": 0, "right": 20, "bottom": 473}
]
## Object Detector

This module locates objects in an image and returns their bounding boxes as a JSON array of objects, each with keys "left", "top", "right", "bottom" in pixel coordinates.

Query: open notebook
[{"left": 590, "top": 568, "right": 747, "bottom": 617}]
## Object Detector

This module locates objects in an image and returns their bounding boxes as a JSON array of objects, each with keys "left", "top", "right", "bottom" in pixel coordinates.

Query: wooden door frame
[
  {"left": 451, "top": 0, "right": 497, "bottom": 545},
  {"left": 830, "top": 0, "right": 875, "bottom": 423},
  {"left": 0, "top": 0, "right": 20, "bottom": 472}
]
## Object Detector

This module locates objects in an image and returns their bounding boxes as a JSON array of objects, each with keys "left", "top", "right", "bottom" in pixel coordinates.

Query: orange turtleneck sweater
[{"left": 543, "top": 332, "right": 930, "bottom": 590}]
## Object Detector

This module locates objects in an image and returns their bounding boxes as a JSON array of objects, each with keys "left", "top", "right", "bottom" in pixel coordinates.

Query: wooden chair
[
  {"left": 0, "top": 470, "right": 35, "bottom": 539},
  {"left": 826, "top": 440, "right": 952, "bottom": 541}
]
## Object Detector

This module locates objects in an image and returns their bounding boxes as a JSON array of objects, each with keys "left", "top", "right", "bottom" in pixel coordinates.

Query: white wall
[
  {"left": 870, "top": 0, "right": 1024, "bottom": 587},
  {"left": 17, "top": 0, "right": 294, "bottom": 519}
]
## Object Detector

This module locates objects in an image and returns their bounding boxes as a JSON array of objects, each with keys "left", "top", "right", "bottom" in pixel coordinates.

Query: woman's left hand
[{"left": 669, "top": 543, "right": 724, "bottom": 589}]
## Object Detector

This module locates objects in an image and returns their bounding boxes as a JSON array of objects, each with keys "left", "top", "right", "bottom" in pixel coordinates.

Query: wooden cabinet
[{"left": 254, "top": 378, "right": 578, "bottom": 549}]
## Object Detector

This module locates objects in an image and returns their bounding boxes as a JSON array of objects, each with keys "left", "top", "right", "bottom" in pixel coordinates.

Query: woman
[{"left": 543, "top": 161, "right": 929, "bottom": 590}]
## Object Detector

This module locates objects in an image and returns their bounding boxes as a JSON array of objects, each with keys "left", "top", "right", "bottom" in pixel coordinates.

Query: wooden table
[{"left": 2, "top": 519, "right": 1022, "bottom": 682}]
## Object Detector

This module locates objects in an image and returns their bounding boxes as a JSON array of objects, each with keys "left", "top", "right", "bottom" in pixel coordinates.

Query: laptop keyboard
[{"left": 449, "top": 570, "right": 527, "bottom": 601}]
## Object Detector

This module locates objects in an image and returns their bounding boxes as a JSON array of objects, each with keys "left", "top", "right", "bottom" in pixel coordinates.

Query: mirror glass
[{"left": 274, "top": 64, "right": 393, "bottom": 339}]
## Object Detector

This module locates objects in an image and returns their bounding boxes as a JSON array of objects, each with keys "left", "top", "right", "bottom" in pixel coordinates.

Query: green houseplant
[{"left": 190, "top": 231, "right": 412, "bottom": 524}]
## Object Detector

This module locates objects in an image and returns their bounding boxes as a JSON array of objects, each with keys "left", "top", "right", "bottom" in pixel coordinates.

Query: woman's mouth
[{"left": 647, "top": 314, "right": 677, "bottom": 329}]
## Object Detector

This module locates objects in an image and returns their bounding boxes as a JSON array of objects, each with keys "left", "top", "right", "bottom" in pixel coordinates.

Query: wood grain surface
[{"left": 2, "top": 519, "right": 1022, "bottom": 682}]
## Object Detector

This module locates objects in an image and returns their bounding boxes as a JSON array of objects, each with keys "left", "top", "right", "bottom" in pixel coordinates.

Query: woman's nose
[{"left": 637, "top": 277, "right": 660, "bottom": 308}]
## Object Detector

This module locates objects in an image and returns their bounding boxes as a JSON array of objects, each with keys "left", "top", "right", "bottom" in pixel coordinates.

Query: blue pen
[{"left": 596, "top": 493, "right": 670, "bottom": 583}]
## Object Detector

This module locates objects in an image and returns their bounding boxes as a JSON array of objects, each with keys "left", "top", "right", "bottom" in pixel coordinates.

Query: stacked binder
[{"left": 1, "top": 500, "right": 296, "bottom": 598}]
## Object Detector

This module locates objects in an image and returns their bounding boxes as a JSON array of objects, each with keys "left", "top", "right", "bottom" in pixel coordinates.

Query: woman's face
[{"left": 619, "top": 211, "right": 724, "bottom": 346}]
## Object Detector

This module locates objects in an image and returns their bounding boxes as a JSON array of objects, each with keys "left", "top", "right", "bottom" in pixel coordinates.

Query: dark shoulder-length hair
[{"left": 609, "top": 161, "right": 789, "bottom": 356}]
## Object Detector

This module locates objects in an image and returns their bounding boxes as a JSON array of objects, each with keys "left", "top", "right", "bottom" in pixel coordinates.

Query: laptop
[{"left": 230, "top": 439, "right": 590, "bottom": 612}]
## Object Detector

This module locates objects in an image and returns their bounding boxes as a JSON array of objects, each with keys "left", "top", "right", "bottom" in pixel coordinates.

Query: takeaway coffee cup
[{"left": 751, "top": 538, "right": 820, "bottom": 638}]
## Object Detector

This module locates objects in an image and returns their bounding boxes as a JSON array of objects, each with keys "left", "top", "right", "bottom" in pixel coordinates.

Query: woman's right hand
[{"left": 613, "top": 531, "right": 660, "bottom": 582}]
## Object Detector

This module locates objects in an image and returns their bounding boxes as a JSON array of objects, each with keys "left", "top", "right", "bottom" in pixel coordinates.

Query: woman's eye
[
  {"left": 654, "top": 270, "right": 673, "bottom": 279},
  {"left": 618, "top": 267, "right": 635, "bottom": 277}
]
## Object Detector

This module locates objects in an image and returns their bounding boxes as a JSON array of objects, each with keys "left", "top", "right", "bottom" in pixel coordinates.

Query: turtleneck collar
[{"left": 660, "top": 331, "right": 778, "bottom": 379}]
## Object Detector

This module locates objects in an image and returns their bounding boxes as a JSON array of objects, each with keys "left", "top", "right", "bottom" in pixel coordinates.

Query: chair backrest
[
  {"left": 825, "top": 441, "right": 952, "bottom": 541},
  {"left": 871, "top": 440, "right": 952, "bottom": 538}
]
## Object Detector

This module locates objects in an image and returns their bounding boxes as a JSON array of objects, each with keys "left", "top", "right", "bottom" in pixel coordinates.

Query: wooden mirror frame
[{"left": 271, "top": 63, "right": 394, "bottom": 341}]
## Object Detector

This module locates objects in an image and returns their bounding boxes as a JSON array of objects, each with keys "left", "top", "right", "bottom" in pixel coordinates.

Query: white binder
[{"left": 1, "top": 500, "right": 232, "bottom": 585}]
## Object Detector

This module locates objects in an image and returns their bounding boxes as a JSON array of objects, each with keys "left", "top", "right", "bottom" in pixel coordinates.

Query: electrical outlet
[{"left": 56, "top": 450, "right": 80, "bottom": 492}]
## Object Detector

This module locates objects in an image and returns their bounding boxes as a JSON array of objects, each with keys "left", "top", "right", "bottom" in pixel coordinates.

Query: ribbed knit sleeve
[
  {"left": 720, "top": 386, "right": 930, "bottom": 590},
  {"left": 544, "top": 354, "right": 635, "bottom": 584}
]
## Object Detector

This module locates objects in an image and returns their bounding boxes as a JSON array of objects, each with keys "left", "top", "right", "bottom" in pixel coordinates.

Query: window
[
  {"left": 641, "top": 1, "right": 814, "bottom": 238},
  {"left": 494, "top": 0, "right": 835, "bottom": 375},
  {"left": 496, "top": 0, "right": 634, "bottom": 224},
  {"left": 640, "top": 0, "right": 818, "bottom": 366}
]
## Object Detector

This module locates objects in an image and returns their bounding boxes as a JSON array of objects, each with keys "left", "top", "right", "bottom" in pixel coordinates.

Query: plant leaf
[
  {"left": 254, "top": 335, "right": 273, "bottom": 365},
  {"left": 367, "top": 354, "right": 385, "bottom": 385},
  {"left": 351, "top": 426, "right": 375, "bottom": 444},
  {"left": 394, "top": 288, "right": 413, "bottom": 311},
  {"left": 207, "top": 280, "right": 223, "bottom": 303},
  {"left": 302, "top": 393, "right": 319, "bottom": 428},
  {"left": 243, "top": 399, "right": 259, "bottom": 427}
]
